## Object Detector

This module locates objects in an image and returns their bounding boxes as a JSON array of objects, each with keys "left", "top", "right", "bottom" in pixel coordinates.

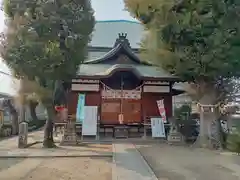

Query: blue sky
[{"left": 0, "top": 0, "right": 136, "bottom": 95}]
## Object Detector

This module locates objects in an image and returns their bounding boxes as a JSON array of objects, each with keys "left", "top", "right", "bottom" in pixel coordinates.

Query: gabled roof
[
  {"left": 85, "top": 33, "right": 144, "bottom": 64},
  {"left": 78, "top": 33, "right": 180, "bottom": 82}
]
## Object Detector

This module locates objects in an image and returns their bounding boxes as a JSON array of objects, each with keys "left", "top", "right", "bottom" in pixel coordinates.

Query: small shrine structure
[{"left": 65, "top": 33, "right": 183, "bottom": 137}]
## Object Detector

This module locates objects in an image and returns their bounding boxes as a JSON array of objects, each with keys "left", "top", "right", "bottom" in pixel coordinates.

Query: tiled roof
[
  {"left": 86, "top": 35, "right": 142, "bottom": 64},
  {"left": 82, "top": 22, "right": 180, "bottom": 81},
  {"left": 77, "top": 64, "right": 179, "bottom": 80}
]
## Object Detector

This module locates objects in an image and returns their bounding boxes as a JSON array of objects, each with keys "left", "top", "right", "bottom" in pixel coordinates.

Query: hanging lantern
[{"left": 55, "top": 105, "right": 65, "bottom": 112}]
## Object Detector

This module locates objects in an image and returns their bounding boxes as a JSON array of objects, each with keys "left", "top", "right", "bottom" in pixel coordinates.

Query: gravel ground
[
  {"left": 136, "top": 143, "right": 240, "bottom": 180},
  {"left": 0, "top": 159, "right": 25, "bottom": 171},
  {"left": 0, "top": 157, "right": 112, "bottom": 180},
  {"left": 0, "top": 142, "right": 113, "bottom": 180}
]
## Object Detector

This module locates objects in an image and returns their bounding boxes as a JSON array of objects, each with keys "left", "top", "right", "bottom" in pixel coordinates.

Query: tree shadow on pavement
[{"left": 134, "top": 143, "right": 240, "bottom": 180}]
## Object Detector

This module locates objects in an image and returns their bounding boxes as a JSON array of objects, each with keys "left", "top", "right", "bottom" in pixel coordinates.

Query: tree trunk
[
  {"left": 216, "top": 117, "right": 224, "bottom": 149},
  {"left": 11, "top": 110, "right": 19, "bottom": 135},
  {"left": 29, "top": 100, "right": 38, "bottom": 121},
  {"left": 42, "top": 102, "right": 56, "bottom": 148}
]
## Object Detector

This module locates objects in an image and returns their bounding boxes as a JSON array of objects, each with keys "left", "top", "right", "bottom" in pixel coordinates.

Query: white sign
[
  {"left": 72, "top": 79, "right": 99, "bottom": 83},
  {"left": 151, "top": 117, "right": 166, "bottom": 138},
  {"left": 145, "top": 81, "right": 169, "bottom": 85},
  {"left": 101, "top": 90, "right": 141, "bottom": 99},
  {"left": 82, "top": 106, "right": 98, "bottom": 136},
  {"left": 71, "top": 84, "right": 99, "bottom": 91},
  {"left": 143, "top": 85, "right": 170, "bottom": 93}
]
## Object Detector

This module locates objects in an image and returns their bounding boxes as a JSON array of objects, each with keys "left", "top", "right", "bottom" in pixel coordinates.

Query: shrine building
[{"left": 67, "top": 32, "right": 183, "bottom": 126}]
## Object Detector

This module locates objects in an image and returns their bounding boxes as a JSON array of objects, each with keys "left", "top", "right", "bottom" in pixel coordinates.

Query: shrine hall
[{"left": 62, "top": 33, "right": 184, "bottom": 138}]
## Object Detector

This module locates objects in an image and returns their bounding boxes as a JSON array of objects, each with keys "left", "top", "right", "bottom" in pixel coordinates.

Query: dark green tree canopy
[
  {"left": 1, "top": 0, "right": 95, "bottom": 148},
  {"left": 1, "top": 0, "right": 95, "bottom": 82},
  {"left": 125, "top": 0, "right": 240, "bottom": 85}
]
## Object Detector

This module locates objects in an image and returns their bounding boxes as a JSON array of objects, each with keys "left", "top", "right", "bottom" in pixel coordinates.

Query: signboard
[
  {"left": 82, "top": 106, "right": 98, "bottom": 136},
  {"left": 143, "top": 85, "right": 169, "bottom": 93},
  {"left": 76, "top": 94, "right": 85, "bottom": 123},
  {"left": 71, "top": 84, "right": 99, "bottom": 91},
  {"left": 151, "top": 117, "right": 166, "bottom": 138},
  {"left": 145, "top": 81, "right": 169, "bottom": 85},
  {"left": 72, "top": 79, "right": 99, "bottom": 83},
  {"left": 101, "top": 90, "right": 141, "bottom": 99}
]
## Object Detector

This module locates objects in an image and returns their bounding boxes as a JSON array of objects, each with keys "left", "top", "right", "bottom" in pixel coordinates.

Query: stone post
[
  {"left": 167, "top": 117, "right": 184, "bottom": 145},
  {"left": 192, "top": 104, "right": 222, "bottom": 149},
  {"left": 167, "top": 123, "right": 184, "bottom": 145},
  {"left": 60, "top": 108, "right": 78, "bottom": 146},
  {"left": 18, "top": 122, "right": 28, "bottom": 148}
]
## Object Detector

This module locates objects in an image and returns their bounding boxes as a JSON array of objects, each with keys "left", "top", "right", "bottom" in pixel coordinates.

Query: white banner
[{"left": 82, "top": 106, "right": 98, "bottom": 136}]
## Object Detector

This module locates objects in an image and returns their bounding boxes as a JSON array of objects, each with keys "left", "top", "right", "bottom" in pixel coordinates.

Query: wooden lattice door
[
  {"left": 101, "top": 99, "right": 121, "bottom": 124},
  {"left": 122, "top": 99, "right": 141, "bottom": 124}
]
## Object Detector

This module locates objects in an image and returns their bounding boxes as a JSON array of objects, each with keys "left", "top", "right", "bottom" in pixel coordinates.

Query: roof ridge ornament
[
  {"left": 114, "top": 33, "right": 131, "bottom": 47},
  {"left": 118, "top": 33, "right": 127, "bottom": 39}
]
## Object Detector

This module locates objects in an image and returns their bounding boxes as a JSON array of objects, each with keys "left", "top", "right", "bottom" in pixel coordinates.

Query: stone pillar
[
  {"left": 18, "top": 122, "right": 28, "bottom": 148},
  {"left": 60, "top": 120, "right": 78, "bottom": 145},
  {"left": 192, "top": 104, "right": 222, "bottom": 149},
  {"left": 167, "top": 123, "right": 184, "bottom": 145},
  {"left": 60, "top": 108, "right": 78, "bottom": 145}
]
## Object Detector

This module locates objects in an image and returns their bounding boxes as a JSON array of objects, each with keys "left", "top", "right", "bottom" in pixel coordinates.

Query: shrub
[
  {"left": 174, "top": 104, "right": 192, "bottom": 121},
  {"left": 177, "top": 119, "right": 199, "bottom": 143},
  {"left": 227, "top": 126, "right": 240, "bottom": 155}
]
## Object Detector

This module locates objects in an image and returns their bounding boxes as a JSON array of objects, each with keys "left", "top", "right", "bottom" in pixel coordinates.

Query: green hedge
[{"left": 227, "top": 127, "right": 240, "bottom": 155}]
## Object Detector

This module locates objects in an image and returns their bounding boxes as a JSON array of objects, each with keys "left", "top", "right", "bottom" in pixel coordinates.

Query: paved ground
[
  {"left": 2, "top": 131, "right": 240, "bottom": 180},
  {"left": 0, "top": 131, "right": 158, "bottom": 180},
  {"left": 136, "top": 143, "right": 240, "bottom": 180},
  {"left": 113, "top": 143, "right": 157, "bottom": 180}
]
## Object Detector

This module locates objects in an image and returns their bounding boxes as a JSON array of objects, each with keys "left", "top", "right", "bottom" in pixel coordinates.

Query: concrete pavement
[
  {"left": 7, "top": 130, "right": 240, "bottom": 180},
  {"left": 0, "top": 130, "right": 159, "bottom": 180},
  {"left": 112, "top": 143, "right": 158, "bottom": 180},
  {"left": 136, "top": 143, "right": 240, "bottom": 180}
]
